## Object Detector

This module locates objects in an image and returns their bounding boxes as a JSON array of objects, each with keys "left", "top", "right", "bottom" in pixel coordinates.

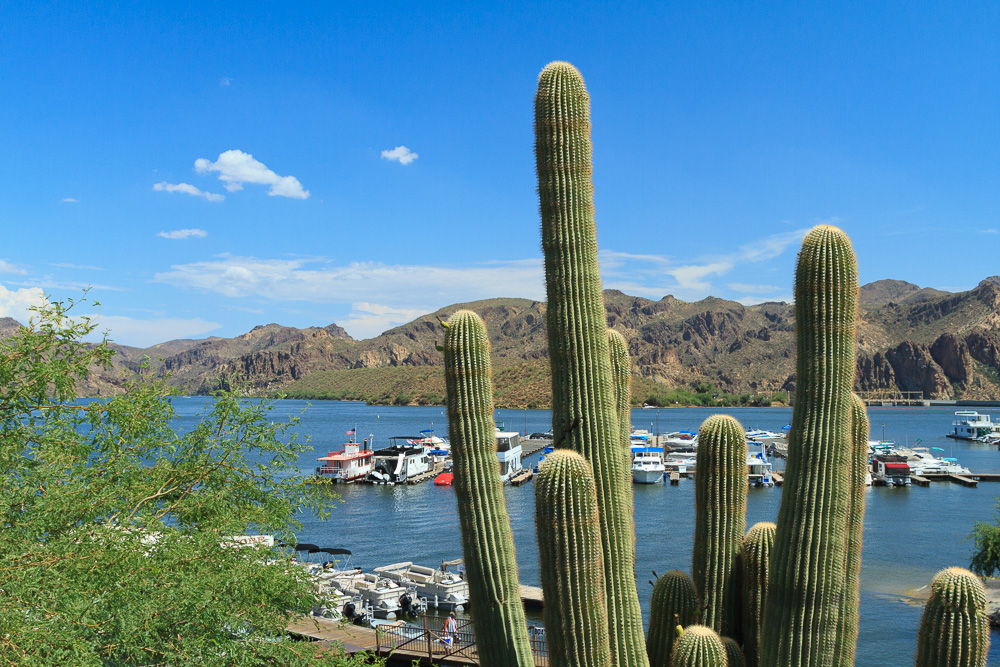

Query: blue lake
[{"left": 170, "top": 398, "right": 1000, "bottom": 664}]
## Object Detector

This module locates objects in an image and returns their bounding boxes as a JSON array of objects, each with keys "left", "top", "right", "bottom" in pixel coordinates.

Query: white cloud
[
  {"left": 86, "top": 314, "right": 222, "bottom": 349},
  {"left": 0, "top": 283, "right": 49, "bottom": 323},
  {"left": 52, "top": 263, "right": 103, "bottom": 270},
  {"left": 153, "top": 181, "right": 225, "bottom": 202},
  {"left": 0, "top": 260, "right": 27, "bottom": 275},
  {"left": 381, "top": 146, "right": 418, "bottom": 165},
  {"left": 158, "top": 229, "right": 208, "bottom": 240},
  {"left": 982, "top": 228, "right": 999, "bottom": 235},
  {"left": 220, "top": 77, "right": 232, "bottom": 87},
  {"left": 736, "top": 293, "right": 794, "bottom": 306},
  {"left": 726, "top": 282, "right": 783, "bottom": 294},
  {"left": 735, "top": 228, "right": 809, "bottom": 262},
  {"left": 61, "top": 197, "right": 79, "bottom": 203},
  {"left": 341, "top": 302, "right": 429, "bottom": 339},
  {"left": 194, "top": 150, "right": 309, "bottom": 199},
  {"left": 669, "top": 262, "right": 734, "bottom": 292}
]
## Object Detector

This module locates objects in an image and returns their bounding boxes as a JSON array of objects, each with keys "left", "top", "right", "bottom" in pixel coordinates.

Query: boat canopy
[
  {"left": 319, "top": 547, "right": 351, "bottom": 555},
  {"left": 293, "top": 543, "right": 320, "bottom": 552}
]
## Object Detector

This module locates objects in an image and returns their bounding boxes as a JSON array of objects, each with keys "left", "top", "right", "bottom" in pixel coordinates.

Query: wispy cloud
[
  {"left": 158, "top": 229, "right": 208, "bottom": 240},
  {"left": 61, "top": 197, "right": 79, "bottom": 203},
  {"left": 0, "top": 260, "right": 27, "bottom": 275},
  {"left": 194, "top": 150, "right": 309, "bottom": 199},
  {"left": 52, "top": 263, "right": 102, "bottom": 270},
  {"left": 220, "top": 77, "right": 232, "bottom": 87},
  {"left": 726, "top": 282, "right": 783, "bottom": 294},
  {"left": 0, "top": 282, "right": 48, "bottom": 323},
  {"left": 86, "top": 314, "right": 221, "bottom": 348},
  {"left": 341, "top": 302, "right": 429, "bottom": 339},
  {"left": 982, "top": 228, "right": 999, "bottom": 235},
  {"left": 381, "top": 146, "right": 419, "bottom": 165},
  {"left": 153, "top": 181, "right": 225, "bottom": 202}
]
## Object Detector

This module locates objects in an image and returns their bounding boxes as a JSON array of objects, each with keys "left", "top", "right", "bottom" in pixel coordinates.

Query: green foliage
[
  {"left": 442, "top": 311, "right": 533, "bottom": 667},
  {"left": 914, "top": 567, "right": 989, "bottom": 667},
  {"left": 535, "top": 60, "right": 647, "bottom": 667},
  {"left": 535, "top": 450, "right": 612, "bottom": 667},
  {"left": 968, "top": 500, "right": 1000, "bottom": 577},
  {"left": 0, "top": 300, "right": 361, "bottom": 665}
]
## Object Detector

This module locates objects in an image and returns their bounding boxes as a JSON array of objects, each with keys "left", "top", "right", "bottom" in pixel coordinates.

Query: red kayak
[{"left": 434, "top": 472, "right": 454, "bottom": 486}]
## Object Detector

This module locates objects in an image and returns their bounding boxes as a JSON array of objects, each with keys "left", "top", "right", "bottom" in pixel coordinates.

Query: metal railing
[{"left": 375, "top": 616, "right": 548, "bottom": 665}]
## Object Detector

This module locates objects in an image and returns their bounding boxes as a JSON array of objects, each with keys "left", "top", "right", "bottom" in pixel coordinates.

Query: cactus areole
[
  {"left": 761, "top": 225, "right": 859, "bottom": 667},
  {"left": 535, "top": 61, "right": 647, "bottom": 667}
]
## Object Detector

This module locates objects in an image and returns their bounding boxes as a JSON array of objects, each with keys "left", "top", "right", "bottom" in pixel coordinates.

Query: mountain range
[{"left": 6, "top": 277, "right": 999, "bottom": 407}]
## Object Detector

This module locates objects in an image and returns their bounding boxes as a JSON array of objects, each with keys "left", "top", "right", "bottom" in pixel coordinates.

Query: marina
[{"left": 166, "top": 399, "right": 1000, "bottom": 665}]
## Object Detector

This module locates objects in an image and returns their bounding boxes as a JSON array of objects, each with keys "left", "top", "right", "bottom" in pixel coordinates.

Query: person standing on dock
[{"left": 442, "top": 611, "right": 458, "bottom": 645}]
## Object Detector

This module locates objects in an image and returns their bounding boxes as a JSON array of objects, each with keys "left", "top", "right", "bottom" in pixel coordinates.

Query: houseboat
[
  {"left": 631, "top": 446, "right": 666, "bottom": 484},
  {"left": 746, "top": 444, "right": 775, "bottom": 487},
  {"left": 316, "top": 439, "right": 374, "bottom": 483},
  {"left": 872, "top": 454, "right": 911, "bottom": 486},
  {"left": 368, "top": 438, "right": 432, "bottom": 484},
  {"left": 496, "top": 430, "right": 525, "bottom": 484},
  {"left": 947, "top": 411, "right": 1000, "bottom": 440}
]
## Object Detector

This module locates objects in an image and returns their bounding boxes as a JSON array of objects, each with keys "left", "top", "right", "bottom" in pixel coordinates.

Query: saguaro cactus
[
  {"left": 535, "top": 450, "right": 613, "bottom": 667},
  {"left": 692, "top": 414, "right": 747, "bottom": 639},
  {"left": 609, "top": 329, "right": 633, "bottom": 474},
  {"left": 833, "top": 393, "right": 870, "bottom": 667},
  {"left": 723, "top": 637, "right": 747, "bottom": 667},
  {"left": 914, "top": 567, "right": 989, "bottom": 667},
  {"left": 535, "top": 61, "right": 647, "bottom": 667},
  {"left": 741, "top": 522, "right": 775, "bottom": 667},
  {"left": 647, "top": 570, "right": 700, "bottom": 667},
  {"left": 670, "top": 626, "right": 727, "bottom": 667},
  {"left": 442, "top": 310, "right": 533, "bottom": 667},
  {"left": 761, "top": 224, "right": 859, "bottom": 667}
]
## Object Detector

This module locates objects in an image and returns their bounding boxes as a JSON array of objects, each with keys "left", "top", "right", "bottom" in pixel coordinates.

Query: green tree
[
  {"left": 968, "top": 501, "right": 1000, "bottom": 577},
  {"left": 0, "top": 299, "right": 374, "bottom": 665}
]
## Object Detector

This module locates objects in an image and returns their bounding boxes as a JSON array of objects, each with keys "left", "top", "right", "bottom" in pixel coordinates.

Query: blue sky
[{"left": 1, "top": 2, "right": 997, "bottom": 347}]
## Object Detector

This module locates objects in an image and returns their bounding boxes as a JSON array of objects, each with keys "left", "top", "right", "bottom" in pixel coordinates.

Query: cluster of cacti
[
  {"left": 437, "top": 60, "right": 989, "bottom": 667},
  {"left": 441, "top": 310, "right": 533, "bottom": 667},
  {"left": 535, "top": 450, "right": 612, "bottom": 667},
  {"left": 914, "top": 567, "right": 989, "bottom": 667},
  {"left": 692, "top": 414, "right": 747, "bottom": 639},
  {"left": 646, "top": 570, "right": 699, "bottom": 667},
  {"left": 535, "top": 60, "right": 648, "bottom": 667}
]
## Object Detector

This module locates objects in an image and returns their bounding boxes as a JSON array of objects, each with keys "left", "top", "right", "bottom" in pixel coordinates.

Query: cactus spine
[
  {"left": 608, "top": 329, "right": 634, "bottom": 478},
  {"left": 535, "top": 450, "right": 613, "bottom": 667},
  {"left": 692, "top": 414, "right": 747, "bottom": 639},
  {"left": 535, "top": 61, "right": 647, "bottom": 667},
  {"left": 832, "top": 393, "right": 869, "bottom": 667},
  {"left": 647, "top": 570, "right": 700, "bottom": 667},
  {"left": 723, "top": 637, "right": 747, "bottom": 667},
  {"left": 761, "top": 225, "right": 858, "bottom": 667},
  {"left": 442, "top": 310, "right": 533, "bottom": 667},
  {"left": 670, "top": 626, "right": 727, "bottom": 667},
  {"left": 914, "top": 567, "right": 989, "bottom": 667},
  {"left": 740, "top": 522, "right": 775, "bottom": 667}
]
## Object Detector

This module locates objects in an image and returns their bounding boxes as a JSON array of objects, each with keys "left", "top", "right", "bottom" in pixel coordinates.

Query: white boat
[
  {"left": 368, "top": 438, "right": 433, "bottom": 483},
  {"left": 664, "top": 451, "right": 697, "bottom": 475},
  {"left": 947, "top": 411, "right": 1000, "bottom": 441},
  {"left": 496, "top": 429, "right": 525, "bottom": 484},
  {"left": 662, "top": 431, "right": 698, "bottom": 451},
  {"left": 745, "top": 428, "right": 783, "bottom": 442},
  {"left": 871, "top": 454, "right": 910, "bottom": 486},
  {"left": 316, "top": 439, "right": 375, "bottom": 483},
  {"left": 328, "top": 571, "right": 411, "bottom": 619},
  {"left": 373, "top": 559, "right": 470, "bottom": 612},
  {"left": 631, "top": 446, "right": 666, "bottom": 484},
  {"left": 746, "top": 442, "right": 774, "bottom": 487},
  {"left": 897, "top": 447, "right": 972, "bottom": 476}
]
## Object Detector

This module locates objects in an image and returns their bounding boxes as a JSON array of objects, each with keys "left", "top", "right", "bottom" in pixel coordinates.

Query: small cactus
[
  {"left": 723, "top": 637, "right": 747, "bottom": 667},
  {"left": 670, "top": 626, "right": 727, "bottom": 667},
  {"left": 692, "top": 414, "right": 747, "bottom": 639},
  {"left": 442, "top": 310, "right": 533, "bottom": 667},
  {"left": 740, "top": 522, "right": 775, "bottom": 667},
  {"left": 535, "top": 450, "right": 613, "bottom": 667},
  {"left": 914, "top": 567, "right": 989, "bottom": 667},
  {"left": 647, "top": 570, "right": 700, "bottom": 667}
]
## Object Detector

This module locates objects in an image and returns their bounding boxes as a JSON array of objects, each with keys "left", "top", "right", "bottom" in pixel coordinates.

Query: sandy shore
[{"left": 984, "top": 578, "right": 1000, "bottom": 627}]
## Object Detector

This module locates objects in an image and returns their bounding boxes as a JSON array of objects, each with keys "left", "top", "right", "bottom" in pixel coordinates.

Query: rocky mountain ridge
[{"left": 6, "top": 278, "right": 998, "bottom": 404}]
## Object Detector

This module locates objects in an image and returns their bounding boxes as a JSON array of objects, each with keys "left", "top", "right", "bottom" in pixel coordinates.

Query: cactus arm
[
  {"left": 443, "top": 310, "right": 533, "bottom": 667},
  {"left": 832, "top": 393, "right": 869, "bottom": 667},
  {"left": 670, "top": 625, "right": 728, "bottom": 667},
  {"left": 647, "top": 570, "right": 700, "bottom": 667},
  {"left": 740, "top": 522, "right": 775, "bottom": 667},
  {"left": 914, "top": 567, "right": 989, "bottom": 667},
  {"left": 723, "top": 636, "right": 748, "bottom": 667},
  {"left": 535, "top": 450, "right": 613, "bottom": 667},
  {"left": 761, "top": 224, "right": 859, "bottom": 667},
  {"left": 609, "top": 329, "right": 636, "bottom": 484},
  {"left": 692, "top": 414, "right": 748, "bottom": 639},
  {"left": 535, "top": 60, "right": 647, "bottom": 667}
]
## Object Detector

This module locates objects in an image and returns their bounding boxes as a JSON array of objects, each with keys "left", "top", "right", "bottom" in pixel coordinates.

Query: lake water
[{"left": 171, "top": 398, "right": 1000, "bottom": 664}]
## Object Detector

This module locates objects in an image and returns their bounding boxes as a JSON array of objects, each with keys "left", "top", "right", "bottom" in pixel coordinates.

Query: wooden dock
[
  {"left": 910, "top": 474, "right": 930, "bottom": 487},
  {"left": 668, "top": 472, "right": 680, "bottom": 485},
  {"left": 406, "top": 461, "right": 446, "bottom": 485},
  {"left": 771, "top": 471, "right": 783, "bottom": 486}
]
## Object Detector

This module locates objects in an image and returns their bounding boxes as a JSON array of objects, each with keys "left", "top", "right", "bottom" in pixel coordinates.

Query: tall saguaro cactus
[
  {"left": 692, "top": 414, "right": 747, "bottom": 639},
  {"left": 761, "top": 225, "right": 859, "bottom": 667},
  {"left": 535, "top": 61, "right": 647, "bottom": 667},
  {"left": 833, "top": 393, "right": 870, "bottom": 667},
  {"left": 442, "top": 310, "right": 533, "bottom": 667},
  {"left": 914, "top": 567, "right": 989, "bottom": 667},
  {"left": 647, "top": 570, "right": 700, "bottom": 667},
  {"left": 670, "top": 626, "right": 727, "bottom": 667},
  {"left": 536, "top": 450, "right": 613, "bottom": 667},
  {"left": 741, "top": 522, "right": 776, "bottom": 667},
  {"left": 608, "top": 329, "right": 634, "bottom": 479}
]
